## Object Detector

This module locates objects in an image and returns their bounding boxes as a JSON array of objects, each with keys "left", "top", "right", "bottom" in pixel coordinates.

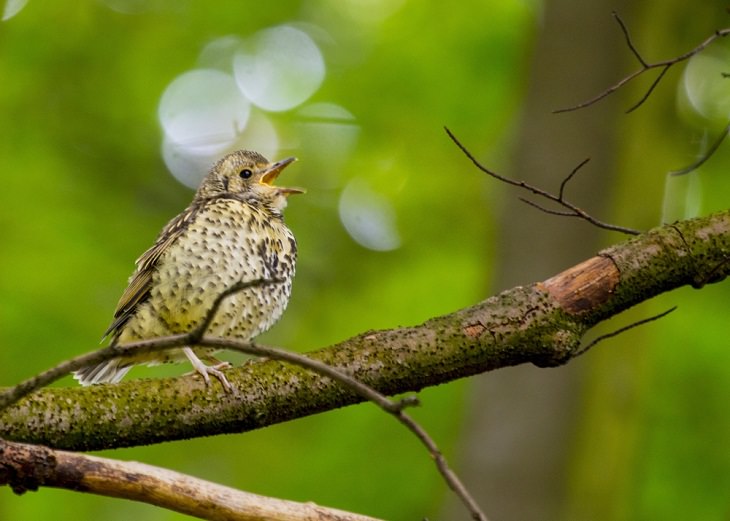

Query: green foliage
[
  {"left": 0, "top": 1, "right": 531, "bottom": 519},
  {"left": 2, "top": 1, "right": 729, "bottom": 520}
]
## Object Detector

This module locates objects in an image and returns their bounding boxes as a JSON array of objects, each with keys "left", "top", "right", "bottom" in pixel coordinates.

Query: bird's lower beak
[{"left": 261, "top": 157, "right": 305, "bottom": 195}]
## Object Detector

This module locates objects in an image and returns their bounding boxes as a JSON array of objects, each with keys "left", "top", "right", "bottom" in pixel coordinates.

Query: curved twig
[
  {"left": 670, "top": 123, "right": 730, "bottom": 176},
  {"left": 574, "top": 306, "right": 677, "bottom": 357},
  {"left": 0, "top": 280, "right": 489, "bottom": 521},
  {"left": 445, "top": 127, "right": 641, "bottom": 235}
]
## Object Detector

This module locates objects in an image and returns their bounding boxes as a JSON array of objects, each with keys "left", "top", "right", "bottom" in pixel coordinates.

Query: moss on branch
[{"left": 1, "top": 210, "right": 728, "bottom": 451}]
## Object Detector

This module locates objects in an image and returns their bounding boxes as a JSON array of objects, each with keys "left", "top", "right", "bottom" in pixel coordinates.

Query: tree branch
[
  {"left": 554, "top": 13, "right": 730, "bottom": 114},
  {"left": 1, "top": 284, "right": 489, "bottom": 519},
  {"left": 0, "top": 438, "right": 382, "bottom": 521},
  {"left": 1, "top": 211, "right": 729, "bottom": 452},
  {"left": 445, "top": 128, "right": 641, "bottom": 235},
  {"left": 1, "top": 291, "right": 489, "bottom": 519}
]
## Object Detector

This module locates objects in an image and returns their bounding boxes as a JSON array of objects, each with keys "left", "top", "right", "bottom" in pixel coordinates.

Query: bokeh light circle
[
  {"left": 339, "top": 178, "right": 401, "bottom": 251},
  {"left": 161, "top": 138, "right": 220, "bottom": 189},
  {"left": 2, "top": 0, "right": 29, "bottom": 21},
  {"left": 198, "top": 35, "right": 243, "bottom": 71},
  {"left": 234, "top": 25, "right": 325, "bottom": 112},
  {"left": 159, "top": 69, "right": 251, "bottom": 148},
  {"left": 226, "top": 110, "right": 281, "bottom": 163},
  {"left": 162, "top": 110, "right": 280, "bottom": 189},
  {"left": 682, "top": 47, "right": 730, "bottom": 122}
]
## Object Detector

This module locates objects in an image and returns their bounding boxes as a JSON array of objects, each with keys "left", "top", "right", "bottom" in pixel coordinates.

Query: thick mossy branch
[{"left": 1, "top": 211, "right": 728, "bottom": 451}]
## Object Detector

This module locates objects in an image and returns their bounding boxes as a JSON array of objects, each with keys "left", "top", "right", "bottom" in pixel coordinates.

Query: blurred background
[{"left": 1, "top": 1, "right": 729, "bottom": 520}]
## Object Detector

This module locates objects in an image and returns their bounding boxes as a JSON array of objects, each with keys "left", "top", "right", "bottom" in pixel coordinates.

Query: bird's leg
[{"left": 183, "top": 347, "right": 233, "bottom": 391}]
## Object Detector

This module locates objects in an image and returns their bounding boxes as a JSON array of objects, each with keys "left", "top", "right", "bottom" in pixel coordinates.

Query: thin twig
[
  {"left": 445, "top": 127, "right": 641, "bottom": 235},
  {"left": 0, "top": 278, "right": 281, "bottom": 412},
  {"left": 614, "top": 10, "right": 648, "bottom": 68},
  {"left": 0, "top": 278, "right": 489, "bottom": 521},
  {"left": 205, "top": 338, "right": 488, "bottom": 521},
  {"left": 0, "top": 336, "right": 190, "bottom": 411},
  {"left": 559, "top": 157, "right": 590, "bottom": 199},
  {"left": 624, "top": 65, "right": 670, "bottom": 114},
  {"left": 398, "top": 416, "right": 485, "bottom": 521},
  {"left": 574, "top": 306, "right": 677, "bottom": 356},
  {"left": 670, "top": 123, "right": 730, "bottom": 176},
  {"left": 519, "top": 198, "right": 579, "bottom": 217},
  {"left": 554, "top": 13, "right": 730, "bottom": 113}
]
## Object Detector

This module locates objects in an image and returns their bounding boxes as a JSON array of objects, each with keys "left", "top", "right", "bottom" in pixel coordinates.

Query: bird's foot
[{"left": 183, "top": 347, "right": 233, "bottom": 392}]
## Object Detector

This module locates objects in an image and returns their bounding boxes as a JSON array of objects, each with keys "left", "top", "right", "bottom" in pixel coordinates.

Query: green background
[{"left": 0, "top": 1, "right": 728, "bottom": 520}]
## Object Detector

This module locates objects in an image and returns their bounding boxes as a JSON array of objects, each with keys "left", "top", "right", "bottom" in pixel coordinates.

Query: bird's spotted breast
[
  {"left": 74, "top": 149, "right": 301, "bottom": 387},
  {"left": 119, "top": 197, "right": 296, "bottom": 350}
]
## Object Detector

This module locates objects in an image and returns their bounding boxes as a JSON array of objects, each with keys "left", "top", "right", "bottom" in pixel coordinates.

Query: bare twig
[
  {"left": 624, "top": 65, "right": 670, "bottom": 114},
  {"left": 670, "top": 123, "right": 730, "bottom": 176},
  {"left": 614, "top": 12, "right": 648, "bottom": 68},
  {"left": 0, "top": 277, "right": 489, "bottom": 521},
  {"left": 559, "top": 157, "right": 590, "bottom": 199},
  {"left": 205, "top": 339, "right": 488, "bottom": 521},
  {"left": 0, "top": 334, "right": 176, "bottom": 411},
  {"left": 574, "top": 306, "right": 677, "bottom": 357},
  {"left": 445, "top": 127, "right": 641, "bottom": 235},
  {"left": 0, "top": 438, "right": 383, "bottom": 521},
  {"left": 555, "top": 12, "right": 730, "bottom": 113},
  {"left": 0, "top": 278, "right": 280, "bottom": 412}
]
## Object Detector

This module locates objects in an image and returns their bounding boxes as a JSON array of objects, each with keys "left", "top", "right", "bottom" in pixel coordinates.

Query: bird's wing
[{"left": 103, "top": 205, "right": 202, "bottom": 340}]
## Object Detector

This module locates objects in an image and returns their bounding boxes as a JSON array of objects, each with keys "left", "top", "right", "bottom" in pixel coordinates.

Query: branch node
[{"left": 395, "top": 395, "right": 421, "bottom": 411}]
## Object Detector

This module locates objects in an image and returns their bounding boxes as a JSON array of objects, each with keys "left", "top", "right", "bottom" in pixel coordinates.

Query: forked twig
[
  {"left": 555, "top": 12, "right": 730, "bottom": 114},
  {"left": 445, "top": 127, "right": 641, "bottom": 235}
]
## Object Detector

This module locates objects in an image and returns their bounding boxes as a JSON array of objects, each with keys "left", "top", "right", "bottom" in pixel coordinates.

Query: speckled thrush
[{"left": 74, "top": 150, "right": 303, "bottom": 389}]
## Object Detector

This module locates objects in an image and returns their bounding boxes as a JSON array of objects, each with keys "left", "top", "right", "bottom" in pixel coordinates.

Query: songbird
[{"left": 74, "top": 150, "right": 303, "bottom": 389}]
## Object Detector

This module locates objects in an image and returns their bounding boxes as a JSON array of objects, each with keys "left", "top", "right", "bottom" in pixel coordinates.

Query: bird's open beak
[{"left": 261, "top": 157, "right": 305, "bottom": 195}]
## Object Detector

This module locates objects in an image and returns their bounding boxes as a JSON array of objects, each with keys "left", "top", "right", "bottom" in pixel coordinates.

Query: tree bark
[{"left": 0, "top": 210, "right": 727, "bottom": 451}]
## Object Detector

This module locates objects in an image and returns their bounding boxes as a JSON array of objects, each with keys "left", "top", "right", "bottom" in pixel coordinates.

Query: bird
[{"left": 74, "top": 150, "right": 303, "bottom": 390}]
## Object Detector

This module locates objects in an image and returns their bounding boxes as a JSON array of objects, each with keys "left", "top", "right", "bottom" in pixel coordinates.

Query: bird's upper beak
[{"left": 261, "top": 157, "right": 305, "bottom": 195}]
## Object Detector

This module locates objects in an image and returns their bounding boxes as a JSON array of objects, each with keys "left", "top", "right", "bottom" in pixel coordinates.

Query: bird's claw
[
  {"left": 197, "top": 364, "right": 233, "bottom": 392},
  {"left": 183, "top": 347, "right": 233, "bottom": 392}
]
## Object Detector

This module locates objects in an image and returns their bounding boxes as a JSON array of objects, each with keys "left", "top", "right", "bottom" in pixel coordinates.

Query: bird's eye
[{"left": 239, "top": 168, "right": 253, "bottom": 179}]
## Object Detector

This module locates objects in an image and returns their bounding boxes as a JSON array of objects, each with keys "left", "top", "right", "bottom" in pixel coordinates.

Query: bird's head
[{"left": 196, "top": 150, "right": 304, "bottom": 213}]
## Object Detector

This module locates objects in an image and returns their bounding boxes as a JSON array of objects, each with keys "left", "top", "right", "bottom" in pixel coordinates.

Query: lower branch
[
  {"left": 0, "top": 438, "right": 381, "bottom": 521},
  {"left": 1, "top": 210, "right": 728, "bottom": 451}
]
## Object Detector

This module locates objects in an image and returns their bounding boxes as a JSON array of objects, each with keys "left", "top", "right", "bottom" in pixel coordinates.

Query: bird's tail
[{"left": 73, "top": 359, "right": 132, "bottom": 386}]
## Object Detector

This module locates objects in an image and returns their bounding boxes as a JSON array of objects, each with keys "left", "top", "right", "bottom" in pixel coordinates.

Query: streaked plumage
[{"left": 74, "top": 150, "right": 302, "bottom": 389}]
